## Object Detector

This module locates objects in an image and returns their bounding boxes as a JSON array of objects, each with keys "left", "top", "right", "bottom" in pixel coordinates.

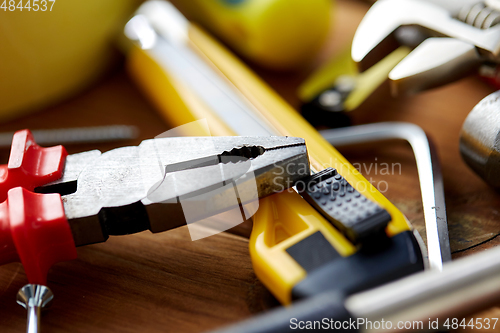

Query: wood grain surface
[{"left": 1, "top": 0, "right": 500, "bottom": 332}]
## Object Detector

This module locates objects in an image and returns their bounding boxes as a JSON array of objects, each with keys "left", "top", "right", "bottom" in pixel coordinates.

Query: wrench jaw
[
  {"left": 352, "top": 0, "right": 453, "bottom": 70},
  {"left": 389, "top": 37, "right": 482, "bottom": 95},
  {"left": 352, "top": 0, "right": 500, "bottom": 95},
  {"left": 352, "top": 12, "right": 400, "bottom": 72},
  {"left": 351, "top": 0, "right": 428, "bottom": 72}
]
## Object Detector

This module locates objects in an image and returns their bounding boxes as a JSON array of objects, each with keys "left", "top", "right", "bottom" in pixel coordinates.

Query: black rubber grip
[
  {"left": 286, "top": 231, "right": 341, "bottom": 272},
  {"left": 291, "top": 231, "right": 424, "bottom": 300},
  {"left": 98, "top": 201, "right": 151, "bottom": 236},
  {"left": 297, "top": 168, "right": 391, "bottom": 244},
  {"left": 210, "top": 291, "right": 358, "bottom": 333}
]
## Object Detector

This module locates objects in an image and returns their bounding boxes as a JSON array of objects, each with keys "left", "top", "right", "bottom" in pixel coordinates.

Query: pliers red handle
[{"left": 0, "top": 130, "right": 76, "bottom": 285}]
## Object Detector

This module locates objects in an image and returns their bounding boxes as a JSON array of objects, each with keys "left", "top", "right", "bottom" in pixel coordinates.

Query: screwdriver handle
[
  {"left": 0, "top": 187, "right": 76, "bottom": 285},
  {"left": 0, "top": 129, "right": 76, "bottom": 285}
]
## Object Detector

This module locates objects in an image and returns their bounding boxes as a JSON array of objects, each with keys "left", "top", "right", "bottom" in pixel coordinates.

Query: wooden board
[{"left": 1, "top": 0, "right": 500, "bottom": 331}]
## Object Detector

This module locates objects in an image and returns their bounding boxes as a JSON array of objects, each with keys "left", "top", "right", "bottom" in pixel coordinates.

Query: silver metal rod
[
  {"left": 321, "top": 122, "right": 451, "bottom": 270},
  {"left": 0, "top": 125, "right": 139, "bottom": 148},
  {"left": 346, "top": 244, "right": 500, "bottom": 332},
  {"left": 17, "top": 285, "right": 53, "bottom": 333},
  {"left": 27, "top": 305, "right": 41, "bottom": 333}
]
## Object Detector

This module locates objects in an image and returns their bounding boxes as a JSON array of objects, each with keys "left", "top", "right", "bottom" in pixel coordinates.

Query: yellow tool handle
[{"left": 298, "top": 46, "right": 411, "bottom": 110}]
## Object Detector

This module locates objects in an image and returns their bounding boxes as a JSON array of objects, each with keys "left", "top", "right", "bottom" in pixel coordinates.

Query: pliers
[
  {"left": 352, "top": 0, "right": 500, "bottom": 94},
  {"left": 0, "top": 129, "right": 308, "bottom": 331}
]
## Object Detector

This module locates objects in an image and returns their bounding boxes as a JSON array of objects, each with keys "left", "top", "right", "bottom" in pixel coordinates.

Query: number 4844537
[{"left": 1, "top": 0, "right": 56, "bottom": 11}]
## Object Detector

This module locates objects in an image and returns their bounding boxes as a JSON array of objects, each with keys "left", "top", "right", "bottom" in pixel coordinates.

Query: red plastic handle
[
  {"left": 0, "top": 188, "right": 77, "bottom": 285},
  {"left": 483, "top": 76, "right": 500, "bottom": 90},
  {"left": 0, "top": 130, "right": 76, "bottom": 285},
  {"left": 0, "top": 129, "right": 67, "bottom": 202}
]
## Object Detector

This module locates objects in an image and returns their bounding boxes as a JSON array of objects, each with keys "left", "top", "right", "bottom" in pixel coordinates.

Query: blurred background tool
[
  {"left": 352, "top": 0, "right": 500, "bottom": 95},
  {"left": 0, "top": 125, "right": 139, "bottom": 148},
  {"left": 124, "top": 0, "right": 424, "bottom": 310},
  {"left": 0, "top": 0, "right": 141, "bottom": 120},
  {"left": 321, "top": 122, "right": 451, "bottom": 270},
  {"left": 299, "top": 0, "right": 500, "bottom": 129},
  {"left": 361, "top": 0, "right": 481, "bottom": 14},
  {"left": 169, "top": 0, "right": 331, "bottom": 70},
  {"left": 298, "top": 46, "right": 410, "bottom": 128},
  {"left": 461, "top": 90, "right": 500, "bottom": 188}
]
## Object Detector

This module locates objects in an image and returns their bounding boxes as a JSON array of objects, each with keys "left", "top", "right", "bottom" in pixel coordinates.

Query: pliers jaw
[{"left": 352, "top": 0, "right": 500, "bottom": 95}]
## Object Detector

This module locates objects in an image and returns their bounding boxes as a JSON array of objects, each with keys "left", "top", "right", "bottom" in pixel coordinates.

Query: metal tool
[
  {"left": 42, "top": 135, "right": 309, "bottom": 246},
  {"left": 1, "top": 125, "right": 138, "bottom": 147},
  {"left": 299, "top": 0, "right": 496, "bottom": 125},
  {"left": 0, "top": 129, "right": 308, "bottom": 332},
  {"left": 298, "top": 46, "right": 410, "bottom": 128},
  {"left": 320, "top": 122, "right": 451, "bottom": 271},
  {"left": 351, "top": 0, "right": 500, "bottom": 95},
  {"left": 362, "top": 0, "right": 482, "bottom": 14},
  {"left": 0, "top": 125, "right": 139, "bottom": 148},
  {"left": 460, "top": 90, "right": 500, "bottom": 187},
  {"left": 16, "top": 285, "right": 53, "bottom": 333},
  {"left": 212, "top": 236, "right": 500, "bottom": 333},
  {"left": 299, "top": 47, "right": 410, "bottom": 111},
  {"left": 2, "top": 129, "right": 308, "bottom": 267}
]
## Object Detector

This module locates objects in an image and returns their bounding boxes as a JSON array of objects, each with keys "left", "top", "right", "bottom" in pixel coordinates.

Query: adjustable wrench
[{"left": 352, "top": 0, "right": 500, "bottom": 94}]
